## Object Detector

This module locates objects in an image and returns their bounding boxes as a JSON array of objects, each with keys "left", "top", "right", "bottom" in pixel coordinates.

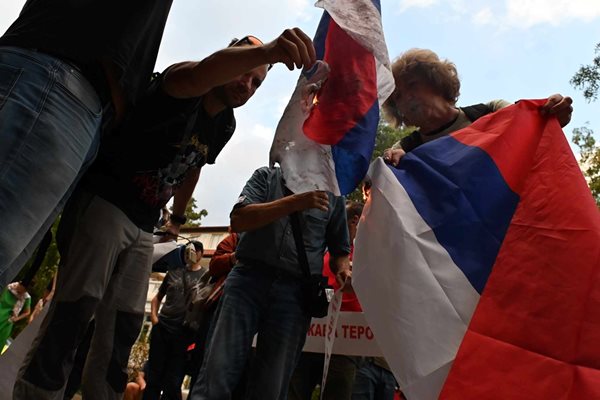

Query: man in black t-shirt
[
  {"left": 14, "top": 28, "right": 317, "bottom": 400},
  {"left": 0, "top": 0, "right": 174, "bottom": 288}
]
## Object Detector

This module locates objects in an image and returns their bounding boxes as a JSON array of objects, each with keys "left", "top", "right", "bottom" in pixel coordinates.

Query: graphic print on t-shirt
[{"left": 132, "top": 138, "right": 209, "bottom": 208}]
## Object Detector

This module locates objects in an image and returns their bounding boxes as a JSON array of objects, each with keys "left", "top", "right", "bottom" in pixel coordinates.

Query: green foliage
[
  {"left": 570, "top": 43, "right": 600, "bottom": 102},
  {"left": 572, "top": 125, "right": 600, "bottom": 207},
  {"left": 128, "top": 327, "right": 150, "bottom": 381},
  {"left": 14, "top": 220, "right": 60, "bottom": 302},
  {"left": 346, "top": 119, "right": 414, "bottom": 202},
  {"left": 10, "top": 219, "right": 60, "bottom": 337},
  {"left": 171, "top": 197, "right": 208, "bottom": 227},
  {"left": 570, "top": 43, "right": 600, "bottom": 208}
]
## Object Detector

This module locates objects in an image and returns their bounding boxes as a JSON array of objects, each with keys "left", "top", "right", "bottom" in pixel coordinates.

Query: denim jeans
[
  {"left": 351, "top": 359, "right": 397, "bottom": 400},
  {"left": 190, "top": 263, "right": 311, "bottom": 400},
  {"left": 289, "top": 353, "right": 359, "bottom": 400},
  {"left": 0, "top": 46, "right": 102, "bottom": 286}
]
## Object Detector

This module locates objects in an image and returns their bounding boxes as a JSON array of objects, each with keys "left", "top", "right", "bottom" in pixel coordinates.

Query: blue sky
[{"left": 2, "top": 0, "right": 599, "bottom": 226}]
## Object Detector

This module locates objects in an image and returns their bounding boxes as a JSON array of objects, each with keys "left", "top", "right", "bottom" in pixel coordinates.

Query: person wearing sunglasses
[{"left": 14, "top": 28, "right": 316, "bottom": 400}]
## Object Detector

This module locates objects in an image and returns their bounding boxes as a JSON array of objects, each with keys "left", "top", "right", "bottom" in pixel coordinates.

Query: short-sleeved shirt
[
  {"left": 83, "top": 72, "right": 236, "bottom": 232},
  {"left": 393, "top": 100, "right": 511, "bottom": 151},
  {"left": 157, "top": 268, "right": 205, "bottom": 330},
  {"left": 0, "top": 0, "right": 173, "bottom": 105},
  {"left": 233, "top": 167, "right": 351, "bottom": 277}
]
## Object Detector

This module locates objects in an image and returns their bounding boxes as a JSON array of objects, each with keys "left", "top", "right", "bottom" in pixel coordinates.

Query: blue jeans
[
  {"left": 0, "top": 46, "right": 102, "bottom": 286},
  {"left": 190, "top": 264, "right": 311, "bottom": 400},
  {"left": 351, "top": 359, "right": 397, "bottom": 400}
]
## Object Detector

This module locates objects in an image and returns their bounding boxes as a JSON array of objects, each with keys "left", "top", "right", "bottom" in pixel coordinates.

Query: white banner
[
  {"left": 303, "top": 311, "right": 383, "bottom": 357},
  {"left": 251, "top": 310, "right": 383, "bottom": 357}
]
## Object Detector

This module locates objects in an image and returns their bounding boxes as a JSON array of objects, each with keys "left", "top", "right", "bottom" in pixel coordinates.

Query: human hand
[
  {"left": 383, "top": 148, "right": 406, "bottom": 166},
  {"left": 150, "top": 315, "right": 159, "bottom": 326},
  {"left": 540, "top": 94, "right": 573, "bottom": 127},
  {"left": 292, "top": 190, "right": 329, "bottom": 212},
  {"left": 336, "top": 268, "right": 354, "bottom": 293},
  {"left": 159, "top": 221, "right": 180, "bottom": 243},
  {"left": 264, "top": 28, "right": 316, "bottom": 71}
]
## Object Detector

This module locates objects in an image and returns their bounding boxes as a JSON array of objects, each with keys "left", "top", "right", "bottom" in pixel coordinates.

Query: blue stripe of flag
[
  {"left": 332, "top": 101, "right": 379, "bottom": 194},
  {"left": 391, "top": 136, "right": 519, "bottom": 293}
]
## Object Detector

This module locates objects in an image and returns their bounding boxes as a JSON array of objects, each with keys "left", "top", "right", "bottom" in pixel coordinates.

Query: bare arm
[
  {"left": 230, "top": 190, "right": 329, "bottom": 233},
  {"left": 161, "top": 167, "right": 201, "bottom": 241},
  {"left": 163, "top": 28, "right": 316, "bottom": 98},
  {"left": 11, "top": 306, "right": 31, "bottom": 323},
  {"left": 150, "top": 292, "right": 164, "bottom": 326},
  {"left": 330, "top": 254, "right": 352, "bottom": 291}
]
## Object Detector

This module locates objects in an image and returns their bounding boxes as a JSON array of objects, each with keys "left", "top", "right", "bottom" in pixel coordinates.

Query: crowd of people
[{"left": 0, "top": 1, "right": 575, "bottom": 400}]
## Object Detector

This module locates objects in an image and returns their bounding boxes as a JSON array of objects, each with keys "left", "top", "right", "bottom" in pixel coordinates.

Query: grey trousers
[{"left": 13, "top": 190, "right": 153, "bottom": 400}]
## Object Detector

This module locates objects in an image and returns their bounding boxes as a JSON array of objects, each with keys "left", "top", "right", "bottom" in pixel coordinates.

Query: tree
[
  {"left": 572, "top": 125, "right": 600, "bottom": 207},
  {"left": 570, "top": 43, "right": 600, "bottom": 102},
  {"left": 171, "top": 197, "right": 207, "bottom": 227},
  {"left": 346, "top": 119, "right": 414, "bottom": 202},
  {"left": 571, "top": 42, "right": 600, "bottom": 207}
]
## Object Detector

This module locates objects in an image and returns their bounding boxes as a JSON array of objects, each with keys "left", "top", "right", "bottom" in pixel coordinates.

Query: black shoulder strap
[
  {"left": 282, "top": 184, "right": 312, "bottom": 279},
  {"left": 461, "top": 103, "right": 493, "bottom": 122},
  {"left": 289, "top": 211, "right": 312, "bottom": 279},
  {"left": 400, "top": 130, "right": 423, "bottom": 152}
]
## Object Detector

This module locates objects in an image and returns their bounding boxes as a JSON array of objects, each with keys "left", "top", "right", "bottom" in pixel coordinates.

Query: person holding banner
[
  {"left": 14, "top": 28, "right": 317, "bottom": 400},
  {"left": 288, "top": 201, "right": 363, "bottom": 400},
  {"left": 381, "top": 48, "right": 574, "bottom": 166},
  {"left": 190, "top": 166, "right": 352, "bottom": 400}
]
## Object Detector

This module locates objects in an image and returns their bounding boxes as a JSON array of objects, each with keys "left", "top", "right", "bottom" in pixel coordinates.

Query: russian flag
[
  {"left": 269, "top": 0, "right": 394, "bottom": 196},
  {"left": 353, "top": 100, "right": 600, "bottom": 399}
]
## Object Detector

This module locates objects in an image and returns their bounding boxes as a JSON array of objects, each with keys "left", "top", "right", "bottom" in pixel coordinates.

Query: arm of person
[
  {"left": 325, "top": 195, "right": 353, "bottom": 290},
  {"left": 163, "top": 28, "right": 316, "bottom": 99},
  {"left": 208, "top": 234, "right": 238, "bottom": 278},
  {"left": 11, "top": 305, "right": 31, "bottom": 323},
  {"left": 150, "top": 292, "right": 164, "bottom": 326},
  {"left": 230, "top": 190, "right": 329, "bottom": 233},
  {"left": 161, "top": 167, "right": 201, "bottom": 241},
  {"left": 330, "top": 253, "right": 352, "bottom": 291}
]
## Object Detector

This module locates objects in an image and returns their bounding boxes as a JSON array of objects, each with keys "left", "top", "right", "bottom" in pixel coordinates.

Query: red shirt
[{"left": 323, "top": 246, "right": 362, "bottom": 312}]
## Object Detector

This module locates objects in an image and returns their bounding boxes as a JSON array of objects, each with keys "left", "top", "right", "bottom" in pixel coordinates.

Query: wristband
[{"left": 170, "top": 214, "right": 187, "bottom": 225}]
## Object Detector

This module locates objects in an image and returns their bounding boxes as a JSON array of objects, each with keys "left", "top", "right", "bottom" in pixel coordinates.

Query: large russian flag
[
  {"left": 353, "top": 100, "right": 600, "bottom": 399},
  {"left": 269, "top": 0, "right": 394, "bottom": 195}
]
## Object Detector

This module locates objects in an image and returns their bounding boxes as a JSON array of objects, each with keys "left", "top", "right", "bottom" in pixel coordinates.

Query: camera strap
[
  {"left": 284, "top": 186, "right": 312, "bottom": 280},
  {"left": 289, "top": 211, "right": 312, "bottom": 280}
]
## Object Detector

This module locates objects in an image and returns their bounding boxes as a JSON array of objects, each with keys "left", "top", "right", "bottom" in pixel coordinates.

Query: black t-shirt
[
  {"left": 83, "top": 73, "right": 236, "bottom": 232},
  {"left": 0, "top": 0, "right": 173, "bottom": 104}
]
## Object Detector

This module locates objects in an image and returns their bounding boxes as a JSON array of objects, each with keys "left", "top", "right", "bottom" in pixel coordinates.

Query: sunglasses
[
  {"left": 230, "top": 35, "right": 273, "bottom": 71},
  {"left": 231, "top": 35, "right": 264, "bottom": 47}
]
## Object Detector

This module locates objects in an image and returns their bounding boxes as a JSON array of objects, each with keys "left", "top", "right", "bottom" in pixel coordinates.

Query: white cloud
[
  {"left": 195, "top": 129, "right": 272, "bottom": 226},
  {"left": 397, "top": 0, "right": 439, "bottom": 13},
  {"left": 0, "top": 3, "right": 24, "bottom": 32},
  {"left": 505, "top": 0, "right": 600, "bottom": 27},
  {"left": 286, "top": 0, "right": 314, "bottom": 22},
  {"left": 249, "top": 123, "right": 275, "bottom": 140},
  {"left": 472, "top": 7, "right": 493, "bottom": 26},
  {"left": 393, "top": 0, "right": 600, "bottom": 28}
]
